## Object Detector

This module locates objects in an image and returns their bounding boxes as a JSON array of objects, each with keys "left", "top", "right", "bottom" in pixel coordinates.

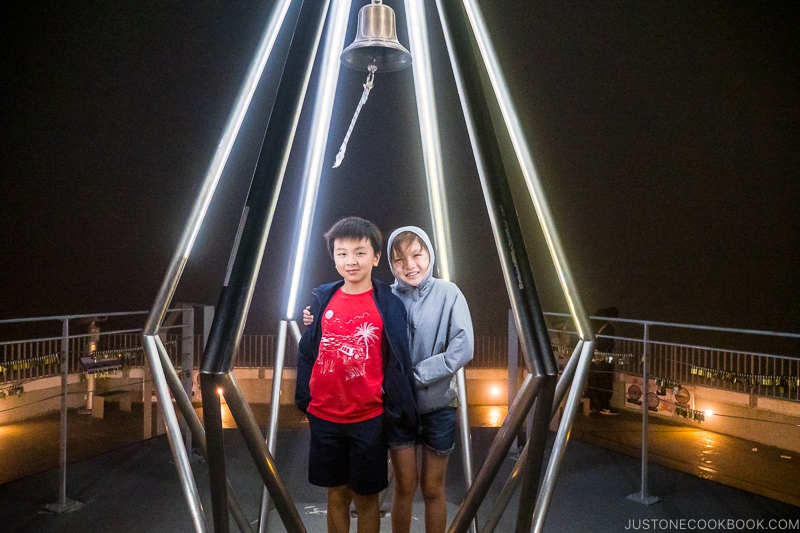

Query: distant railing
[
  {"left": 543, "top": 312, "right": 800, "bottom": 404},
  {"left": 612, "top": 337, "right": 800, "bottom": 402},
  {"left": 1, "top": 331, "right": 512, "bottom": 385},
  {"left": 0, "top": 311, "right": 186, "bottom": 389},
  {"left": 1, "top": 336, "right": 83, "bottom": 383},
  {"left": 2, "top": 311, "right": 798, "bottom": 404}
]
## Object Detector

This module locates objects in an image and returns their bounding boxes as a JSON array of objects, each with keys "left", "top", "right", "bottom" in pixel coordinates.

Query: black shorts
[{"left": 307, "top": 412, "right": 388, "bottom": 495}]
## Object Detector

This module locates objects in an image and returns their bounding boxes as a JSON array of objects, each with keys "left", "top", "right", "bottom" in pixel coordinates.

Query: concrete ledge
[
  {"left": 693, "top": 386, "right": 750, "bottom": 406},
  {"left": 758, "top": 396, "right": 800, "bottom": 416},
  {"left": 612, "top": 380, "right": 800, "bottom": 454}
]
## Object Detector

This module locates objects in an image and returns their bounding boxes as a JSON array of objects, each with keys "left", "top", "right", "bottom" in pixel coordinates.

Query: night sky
[{"left": 1, "top": 1, "right": 798, "bottom": 348}]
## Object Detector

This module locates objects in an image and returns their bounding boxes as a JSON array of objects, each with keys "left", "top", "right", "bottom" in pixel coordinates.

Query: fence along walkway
[{"left": 2, "top": 312, "right": 799, "bottom": 405}]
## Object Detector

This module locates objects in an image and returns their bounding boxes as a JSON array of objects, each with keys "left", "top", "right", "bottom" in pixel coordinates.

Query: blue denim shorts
[
  {"left": 387, "top": 418, "right": 417, "bottom": 450},
  {"left": 419, "top": 406, "right": 458, "bottom": 456}
]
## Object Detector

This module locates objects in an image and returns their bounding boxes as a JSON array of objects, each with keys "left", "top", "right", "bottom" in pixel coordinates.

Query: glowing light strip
[
  {"left": 405, "top": 0, "right": 452, "bottom": 281},
  {"left": 285, "top": 0, "right": 352, "bottom": 319},
  {"left": 183, "top": 0, "right": 293, "bottom": 260},
  {"left": 462, "top": 0, "right": 590, "bottom": 339},
  {"left": 145, "top": 0, "right": 292, "bottom": 334}
]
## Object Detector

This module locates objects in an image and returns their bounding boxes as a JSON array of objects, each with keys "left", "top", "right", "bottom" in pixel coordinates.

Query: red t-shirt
[{"left": 307, "top": 288, "right": 385, "bottom": 423}]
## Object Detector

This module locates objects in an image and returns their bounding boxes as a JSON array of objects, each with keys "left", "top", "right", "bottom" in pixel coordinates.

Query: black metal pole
[
  {"left": 201, "top": 374, "right": 228, "bottom": 533},
  {"left": 200, "top": 0, "right": 328, "bottom": 376},
  {"left": 156, "top": 342, "right": 252, "bottom": 533},
  {"left": 199, "top": 0, "right": 329, "bottom": 531},
  {"left": 434, "top": 0, "right": 556, "bottom": 380},
  {"left": 447, "top": 375, "right": 543, "bottom": 533},
  {"left": 222, "top": 373, "right": 306, "bottom": 533},
  {"left": 435, "top": 2, "right": 560, "bottom": 531}
]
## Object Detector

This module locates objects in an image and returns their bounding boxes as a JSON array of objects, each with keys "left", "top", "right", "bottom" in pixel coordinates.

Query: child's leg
[
  {"left": 327, "top": 485, "right": 352, "bottom": 533},
  {"left": 389, "top": 446, "right": 418, "bottom": 533},
  {"left": 417, "top": 406, "right": 458, "bottom": 533},
  {"left": 346, "top": 414, "right": 388, "bottom": 532},
  {"left": 420, "top": 449, "right": 449, "bottom": 533},
  {"left": 352, "top": 492, "right": 380, "bottom": 533}
]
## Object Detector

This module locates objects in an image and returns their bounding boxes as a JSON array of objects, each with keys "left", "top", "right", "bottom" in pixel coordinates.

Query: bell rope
[{"left": 333, "top": 62, "right": 377, "bottom": 168}]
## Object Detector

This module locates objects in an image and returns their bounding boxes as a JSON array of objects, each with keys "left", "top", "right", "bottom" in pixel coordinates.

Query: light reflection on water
[
  {"left": 468, "top": 406, "right": 508, "bottom": 428},
  {"left": 695, "top": 435, "right": 718, "bottom": 479}
]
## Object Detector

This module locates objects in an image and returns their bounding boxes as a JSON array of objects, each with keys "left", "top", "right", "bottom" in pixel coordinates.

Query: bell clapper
[{"left": 333, "top": 61, "right": 378, "bottom": 168}]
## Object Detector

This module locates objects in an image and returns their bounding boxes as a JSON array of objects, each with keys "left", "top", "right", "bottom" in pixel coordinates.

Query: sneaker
[{"left": 599, "top": 408, "right": 619, "bottom": 416}]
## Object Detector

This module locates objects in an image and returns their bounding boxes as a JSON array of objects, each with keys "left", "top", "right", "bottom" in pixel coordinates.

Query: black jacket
[{"left": 295, "top": 279, "right": 419, "bottom": 434}]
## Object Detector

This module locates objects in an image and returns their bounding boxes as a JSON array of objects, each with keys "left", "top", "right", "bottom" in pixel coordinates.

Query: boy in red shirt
[{"left": 295, "top": 217, "right": 417, "bottom": 533}]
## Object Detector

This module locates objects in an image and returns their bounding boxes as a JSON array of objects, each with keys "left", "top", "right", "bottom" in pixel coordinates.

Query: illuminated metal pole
[
  {"left": 404, "top": 3, "right": 474, "bottom": 531},
  {"left": 456, "top": 2, "right": 601, "bottom": 529},
  {"left": 143, "top": 0, "right": 293, "bottom": 336},
  {"left": 284, "top": 0, "right": 352, "bottom": 323},
  {"left": 436, "top": 0, "right": 558, "bottom": 431},
  {"left": 436, "top": 2, "right": 559, "bottom": 532},
  {"left": 139, "top": 2, "right": 293, "bottom": 529},
  {"left": 461, "top": 0, "right": 592, "bottom": 341},
  {"left": 405, "top": 0, "right": 452, "bottom": 282},
  {"left": 199, "top": 0, "right": 331, "bottom": 530},
  {"left": 257, "top": 1, "right": 351, "bottom": 529}
]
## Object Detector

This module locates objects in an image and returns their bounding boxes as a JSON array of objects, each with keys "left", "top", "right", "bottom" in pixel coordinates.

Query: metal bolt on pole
[{"left": 627, "top": 323, "right": 660, "bottom": 505}]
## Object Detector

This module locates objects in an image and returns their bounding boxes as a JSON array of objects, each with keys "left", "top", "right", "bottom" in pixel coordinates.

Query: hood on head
[{"left": 387, "top": 226, "right": 435, "bottom": 290}]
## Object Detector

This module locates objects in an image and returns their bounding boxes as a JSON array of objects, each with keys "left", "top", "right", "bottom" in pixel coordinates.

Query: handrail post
[
  {"left": 455, "top": 367, "right": 477, "bottom": 533},
  {"left": 44, "top": 318, "right": 83, "bottom": 513},
  {"left": 627, "top": 323, "right": 660, "bottom": 505},
  {"left": 258, "top": 319, "right": 289, "bottom": 533}
]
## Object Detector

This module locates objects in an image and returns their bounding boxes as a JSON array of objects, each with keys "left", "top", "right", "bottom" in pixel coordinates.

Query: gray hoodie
[{"left": 387, "top": 226, "right": 474, "bottom": 414}]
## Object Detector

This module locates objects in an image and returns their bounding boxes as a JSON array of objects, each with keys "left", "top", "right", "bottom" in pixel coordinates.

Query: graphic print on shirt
[{"left": 317, "top": 311, "right": 380, "bottom": 381}]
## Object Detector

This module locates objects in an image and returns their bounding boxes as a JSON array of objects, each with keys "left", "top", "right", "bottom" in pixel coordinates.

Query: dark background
[{"left": 1, "top": 1, "right": 797, "bottom": 349}]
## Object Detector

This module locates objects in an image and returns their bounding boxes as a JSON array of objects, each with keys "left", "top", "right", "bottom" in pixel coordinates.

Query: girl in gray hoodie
[{"left": 385, "top": 226, "right": 473, "bottom": 533}]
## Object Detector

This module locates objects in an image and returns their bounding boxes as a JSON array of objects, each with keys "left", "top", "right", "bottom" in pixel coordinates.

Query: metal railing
[
  {"left": 1, "top": 331, "right": 185, "bottom": 387},
  {"left": 537, "top": 312, "right": 800, "bottom": 404},
  {"left": 612, "top": 339, "right": 800, "bottom": 401},
  {"left": 4, "top": 324, "right": 798, "bottom": 404},
  {"left": 0, "top": 310, "right": 189, "bottom": 513}
]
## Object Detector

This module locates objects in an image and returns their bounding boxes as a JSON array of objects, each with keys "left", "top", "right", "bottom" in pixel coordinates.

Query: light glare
[
  {"left": 406, "top": 0, "right": 452, "bottom": 281},
  {"left": 183, "top": 0, "right": 293, "bottom": 261},
  {"left": 488, "top": 407, "right": 502, "bottom": 426}
]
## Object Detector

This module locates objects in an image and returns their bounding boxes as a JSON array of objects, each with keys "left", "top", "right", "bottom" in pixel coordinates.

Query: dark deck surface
[{"left": 1, "top": 403, "right": 798, "bottom": 532}]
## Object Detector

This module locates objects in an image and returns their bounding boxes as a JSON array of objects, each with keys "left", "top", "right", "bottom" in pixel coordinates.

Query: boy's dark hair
[
  {"left": 390, "top": 231, "right": 429, "bottom": 262},
  {"left": 324, "top": 217, "right": 383, "bottom": 258}
]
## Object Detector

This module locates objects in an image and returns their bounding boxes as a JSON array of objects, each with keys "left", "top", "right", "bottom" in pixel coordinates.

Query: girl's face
[{"left": 392, "top": 239, "right": 431, "bottom": 287}]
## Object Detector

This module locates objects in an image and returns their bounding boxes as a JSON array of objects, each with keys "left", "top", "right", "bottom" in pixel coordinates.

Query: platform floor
[{"left": 0, "top": 403, "right": 798, "bottom": 532}]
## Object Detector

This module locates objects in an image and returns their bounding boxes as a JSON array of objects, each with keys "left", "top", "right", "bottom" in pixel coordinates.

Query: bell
[{"left": 340, "top": 0, "right": 412, "bottom": 72}]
